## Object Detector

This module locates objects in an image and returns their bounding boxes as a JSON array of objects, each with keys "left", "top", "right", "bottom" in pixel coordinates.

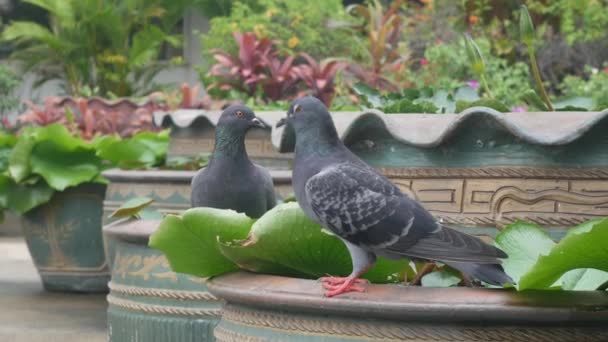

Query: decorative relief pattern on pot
[
  {"left": 113, "top": 251, "right": 178, "bottom": 283},
  {"left": 384, "top": 168, "right": 608, "bottom": 228},
  {"left": 22, "top": 190, "right": 108, "bottom": 275}
]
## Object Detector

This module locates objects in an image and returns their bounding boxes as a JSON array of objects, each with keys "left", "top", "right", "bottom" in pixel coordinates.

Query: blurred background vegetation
[{"left": 1, "top": 0, "right": 608, "bottom": 112}]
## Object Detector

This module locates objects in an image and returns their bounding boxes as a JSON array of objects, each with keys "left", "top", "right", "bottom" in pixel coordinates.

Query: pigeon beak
[
  {"left": 251, "top": 117, "right": 266, "bottom": 128},
  {"left": 276, "top": 117, "right": 286, "bottom": 128}
]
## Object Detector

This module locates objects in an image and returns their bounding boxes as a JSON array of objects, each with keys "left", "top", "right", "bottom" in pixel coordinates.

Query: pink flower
[
  {"left": 420, "top": 58, "right": 429, "bottom": 66},
  {"left": 604, "top": 67, "right": 608, "bottom": 74},
  {"left": 466, "top": 80, "right": 480, "bottom": 89},
  {"left": 511, "top": 105, "right": 527, "bottom": 113}
]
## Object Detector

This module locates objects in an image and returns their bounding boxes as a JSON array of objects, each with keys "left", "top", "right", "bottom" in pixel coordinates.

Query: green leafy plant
[
  {"left": 149, "top": 198, "right": 608, "bottom": 291},
  {"left": 201, "top": 0, "right": 358, "bottom": 61},
  {"left": 1, "top": 0, "right": 183, "bottom": 97},
  {"left": 495, "top": 219, "right": 608, "bottom": 291},
  {"left": 150, "top": 202, "right": 409, "bottom": 283},
  {"left": 0, "top": 124, "right": 169, "bottom": 220},
  {"left": 559, "top": 66, "right": 608, "bottom": 111},
  {"left": 0, "top": 64, "right": 21, "bottom": 120},
  {"left": 344, "top": 0, "right": 409, "bottom": 92}
]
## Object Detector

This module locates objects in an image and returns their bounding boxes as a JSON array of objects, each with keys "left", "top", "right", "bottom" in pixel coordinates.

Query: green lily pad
[
  {"left": 30, "top": 140, "right": 100, "bottom": 191},
  {"left": 494, "top": 221, "right": 555, "bottom": 285},
  {"left": 149, "top": 208, "right": 254, "bottom": 277},
  {"left": 496, "top": 220, "right": 608, "bottom": 290},
  {"left": 518, "top": 219, "right": 608, "bottom": 290},
  {"left": 95, "top": 130, "right": 169, "bottom": 169},
  {"left": 0, "top": 175, "right": 54, "bottom": 214},
  {"left": 219, "top": 203, "right": 408, "bottom": 283},
  {"left": 421, "top": 270, "right": 461, "bottom": 287},
  {"left": 9, "top": 130, "right": 36, "bottom": 182},
  {"left": 109, "top": 197, "right": 154, "bottom": 218}
]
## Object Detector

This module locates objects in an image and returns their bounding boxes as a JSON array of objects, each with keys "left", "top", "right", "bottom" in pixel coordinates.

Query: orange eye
[
  {"left": 294, "top": 104, "right": 303, "bottom": 112},
  {"left": 236, "top": 110, "right": 244, "bottom": 118}
]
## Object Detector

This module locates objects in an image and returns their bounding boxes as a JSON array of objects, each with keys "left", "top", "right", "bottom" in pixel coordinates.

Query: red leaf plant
[
  {"left": 292, "top": 53, "right": 347, "bottom": 107},
  {"left": 207, "top": 32, "right": 274, "bottom": 97}
]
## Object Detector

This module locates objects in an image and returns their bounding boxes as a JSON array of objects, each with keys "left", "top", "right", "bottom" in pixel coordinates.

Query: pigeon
[
  {"left": 276, "top": 97, "right": 512, "bottom": 297},
  {"left": 191, "top": 105, "right": 276, "bottom": 218}
]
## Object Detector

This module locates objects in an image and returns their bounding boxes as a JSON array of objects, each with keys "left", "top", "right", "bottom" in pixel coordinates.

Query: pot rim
[
  {"left": 207, "top": 271, "right": 608, "bottom": 325},
  {"left": 103, "top": 218, "right": 161, "bottom": 244},
  {"left": 102, "top": 168, "right": 292, "bottom": 183}
]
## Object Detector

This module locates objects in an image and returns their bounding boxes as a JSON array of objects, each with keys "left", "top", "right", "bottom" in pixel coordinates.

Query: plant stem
[
  {"left": 528, "top": 47, "right": 554, "bottom": 111},
  {"left": 480, "top": 74, "right": 494, "bottom": 99}
]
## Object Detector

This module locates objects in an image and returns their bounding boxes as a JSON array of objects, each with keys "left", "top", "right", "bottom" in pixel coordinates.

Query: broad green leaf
[
  {"left": 0, "top": 176, "right": 54, "bottom": 214},
  {"left": 96, "top": 130, "right": 169, "bottom": 168},
  {"left": 421, "top": 270, "right": 461, "bottom": 287},
  {"left": 456, "top": 99, "right": 510, "bottom": 113},
  {"left": 30, "top": 141, "right": 100, "bottom": 191},
  {"left": 352, "top": 82, "right": 384, "bottom": 108},
  {"left": 519, "top": 219, "right": 608, "bottom": 290},
  {"left": 149, "top": 208, "right": 254, "bottom": 277},
  {"left": 9, "top": 130, "right": 36, "bottom": 182},
  {"left": 495, "top": 222, "right": 555, "bottom": 286},
  {"left": 110, "top": 197, "right": 154, "bottom": 218},
  {"left": 0, "top": 132, "right": 16, "bottom": 147},
  {"left": 554, "top": 97, "right": 594, "bottom": 111},
  {"left": 219, "top": 203, "right": 409, "bottom": 283},
  {"left": 561, "top": 269, "right": 608, "bottom": 291}
]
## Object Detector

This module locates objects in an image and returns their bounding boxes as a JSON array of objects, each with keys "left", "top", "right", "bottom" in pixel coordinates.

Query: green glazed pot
[
  {"left": 208, "top": 272, "right": 608, "bottom": 342},
  {"left": 103, "top": 218, "right": 222, "bottom": 342},
  {"left": 101, "top": 169, "right": 293, "bottom": 222},
  {"left": 21, "top": 182, "right": 109, "bottom": 292}
]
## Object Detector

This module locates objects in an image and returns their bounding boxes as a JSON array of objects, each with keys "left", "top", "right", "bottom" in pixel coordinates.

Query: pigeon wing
[{"left": 304, "top": 163, "right": 431, "bottom": 247}]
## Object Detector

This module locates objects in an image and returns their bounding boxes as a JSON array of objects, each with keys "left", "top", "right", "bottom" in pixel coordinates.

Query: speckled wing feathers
[{"left": 305, "top": 163, "right": 406, "bottom": 239}]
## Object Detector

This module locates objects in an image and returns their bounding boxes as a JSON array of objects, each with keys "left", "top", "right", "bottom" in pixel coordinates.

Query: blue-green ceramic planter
[
  {"left": 209, "top": 272, "right": 608, "bottom": 342},
  {"left": 21, "top": 182, "right": 109, "bottom": 292},
  {"left": 101, "top": 169, "right": 292, "bottom": 223},
  {"left": 103, "top": 218, "right": 222, "bottom": 342}
]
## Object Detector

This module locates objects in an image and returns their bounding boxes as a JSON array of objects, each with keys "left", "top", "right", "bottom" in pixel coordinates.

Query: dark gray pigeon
[
  {"left": 191, "top": 105, "right": 276, "bottom": 218},
  {"left": 276, "top": 97, "right": 512, "bottom": 297}
]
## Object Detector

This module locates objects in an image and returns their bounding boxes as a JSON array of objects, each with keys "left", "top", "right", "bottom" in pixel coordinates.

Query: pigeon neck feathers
[
  {"left": 212, "top": 125, "right": 250, "bottom": 161},
  {"left": 293, "top": 116, "right": 342, "bottom": 156}
]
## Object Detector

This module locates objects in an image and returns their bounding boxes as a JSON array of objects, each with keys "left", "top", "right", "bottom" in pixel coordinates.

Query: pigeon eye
[
  {"left": 294, "top": 104, "right": 303, "bottom": 113},
  {"left": 236, "top": 111, "right": 244, "bottom": 118}
]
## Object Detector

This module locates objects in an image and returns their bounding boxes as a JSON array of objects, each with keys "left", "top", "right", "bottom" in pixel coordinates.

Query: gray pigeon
[
  {"left": 276, "top": 97, "right": 512, "bottom": 297},
  {"left": 191, "top": 105, "right": 276, "bottom": 218}
]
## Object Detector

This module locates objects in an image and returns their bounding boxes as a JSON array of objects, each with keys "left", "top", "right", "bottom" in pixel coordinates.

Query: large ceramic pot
[
  {"left": 103, "top": 218, "right": 222, "bottom": 342},
  {"left": 102, "top": 169, "right": 292, "bottom": 222},
  {"left": 154, "top": 110, "right": 294, "bottom": 169},
  {"left": 208, "top": 272, "right": 608, "bottom": 342},
  {"left": 21, "top": 182, "right": 109, "bottom": 292},
  {"left": 273, "top": 108, "right": 608, "bottom": 239}
]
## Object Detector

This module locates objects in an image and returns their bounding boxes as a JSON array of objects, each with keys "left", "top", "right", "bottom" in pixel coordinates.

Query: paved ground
[{"left": 0, "top": 237, "right": 108, "bottom": 342}]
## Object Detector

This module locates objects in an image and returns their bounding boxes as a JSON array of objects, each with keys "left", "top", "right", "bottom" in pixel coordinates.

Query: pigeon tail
[{"left": 444, "top": 261, "right": 514, "bottom": 286}]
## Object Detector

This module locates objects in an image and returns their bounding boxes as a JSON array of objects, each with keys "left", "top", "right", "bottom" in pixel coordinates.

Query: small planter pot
[
  {"left": 154, "top": 110, "right": 292, "bottom": 169},
  {"left": 21, "top": 182, "right": 109, "bottom": 292},
  {"left": 103, "top": 218, "right": 222, "bottom": 342},
  {"left": 102, "top": 169, "right": 293, "bottom": 221},
  {"left": 208, "top": 272, "right": 608, "bottom": 342}
]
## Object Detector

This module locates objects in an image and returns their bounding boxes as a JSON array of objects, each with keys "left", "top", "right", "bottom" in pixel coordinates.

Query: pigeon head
[
  {"left": 217, "top": 105, "right": 265, "bottom": 132},
  {"left": 276, "top": 96, "right": 336, "bottom": 134}
]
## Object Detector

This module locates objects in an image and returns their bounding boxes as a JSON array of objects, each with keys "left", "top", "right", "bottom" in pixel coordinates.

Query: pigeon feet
[{"left": 319, "top": 276, "right": 368, "bottom": 297}]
